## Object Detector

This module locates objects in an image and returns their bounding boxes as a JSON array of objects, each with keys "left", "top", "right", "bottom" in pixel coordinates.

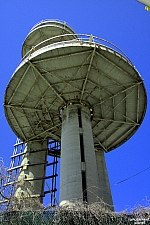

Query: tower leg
[
  {"left": 95, "top": 150, "right": 114, "bottom": 210},
  {"left": 15, "top": 140, "right": 47, "bottom": 203},
  {"left": 60, "top": 104, "right": 100, "bottom": 204}
]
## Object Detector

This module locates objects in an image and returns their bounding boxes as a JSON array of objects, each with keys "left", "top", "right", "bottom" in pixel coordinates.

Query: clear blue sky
[{"left": 0, "top": 1, "right": 150, "bottom": 212}]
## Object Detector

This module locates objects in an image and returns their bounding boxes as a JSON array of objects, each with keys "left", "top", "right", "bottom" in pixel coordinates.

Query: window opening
[
  {"left": 82, "top": 171, "right": 87, "bottom": 202},
  {"left": 80, "top": 134, "right": 85, "bottom": 162},
  {"left": 78, "top": 108, "right": 82, "bottom": 128}
]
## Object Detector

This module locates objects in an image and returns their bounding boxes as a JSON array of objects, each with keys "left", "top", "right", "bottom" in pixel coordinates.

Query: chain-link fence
[
  {"left": 1, "top": 201, "right": 150, "bottom": 225},
  {"left": 1, "top": 157, "right": 150, "bottom": 225}
]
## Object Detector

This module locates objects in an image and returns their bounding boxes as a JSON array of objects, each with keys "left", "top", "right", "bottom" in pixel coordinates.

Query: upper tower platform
[
  {"left": 4, "top": 20, "right": 147, "bottom": 152},
  {"left": 22, "top": 20, "right": 77, "bottom": 58}
]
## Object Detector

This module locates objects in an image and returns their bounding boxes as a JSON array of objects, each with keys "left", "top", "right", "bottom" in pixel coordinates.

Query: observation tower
[{"left": 4, "top": 20, "right": 147, "bottom": 208}]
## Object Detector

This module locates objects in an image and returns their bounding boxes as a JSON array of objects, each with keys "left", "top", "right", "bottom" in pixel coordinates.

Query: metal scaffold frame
[{"left": 0, "top": 138, "right": 60, "bottom": 207}]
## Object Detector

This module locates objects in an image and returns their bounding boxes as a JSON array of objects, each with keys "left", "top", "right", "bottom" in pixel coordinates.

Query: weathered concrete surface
[
  {"left": 15, "top": 140, "right": 47, "bottom": 202},
  {"left": 96, "top": 150, "right": 114, "bottom": 209},
  {"left": 60, "top": 104, "right": 99, "bottom": 204}
]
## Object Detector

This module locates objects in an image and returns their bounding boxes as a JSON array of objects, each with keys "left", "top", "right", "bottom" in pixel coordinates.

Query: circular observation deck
[
  {"left": 22, "top": 20, "right": 77, "bottom": 58},
  {"left": 4, "top": 20, "right": 147, "bottom": 152}
]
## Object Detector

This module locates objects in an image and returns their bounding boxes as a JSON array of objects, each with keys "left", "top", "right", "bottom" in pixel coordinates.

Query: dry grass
[{"left": 1, "top": 158, "right": 150, "bottom": 224}]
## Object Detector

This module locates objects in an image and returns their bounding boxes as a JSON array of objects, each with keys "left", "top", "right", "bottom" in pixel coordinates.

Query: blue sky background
[{"left": 0, "top": 1, "right": 150, "bottom": 212}]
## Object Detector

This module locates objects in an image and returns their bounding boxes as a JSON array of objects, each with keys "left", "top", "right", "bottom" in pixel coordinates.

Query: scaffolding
[{"left": 0, "top": 138, "right": 60, "bottom": 207}]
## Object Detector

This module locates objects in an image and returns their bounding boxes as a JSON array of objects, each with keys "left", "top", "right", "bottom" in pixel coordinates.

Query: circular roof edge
[
  {"left": 22, "top": 20, "right": 77, "bottom": 58},
  {"left": 4, "top": 40, "right": 147, "bottom": 152}
]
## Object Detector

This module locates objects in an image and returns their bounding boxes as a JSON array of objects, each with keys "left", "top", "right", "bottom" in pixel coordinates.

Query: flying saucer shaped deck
[{"left": 4, "top": 21, "right": 147, "bottom": 152}]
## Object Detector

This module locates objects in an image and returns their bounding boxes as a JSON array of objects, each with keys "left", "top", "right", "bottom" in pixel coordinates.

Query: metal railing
[
  {"left": 30, "top": 19, "right": 75, "bottom": 32},
  {"left": 21, "top": 33, "right": 133, "bottom": 66}
]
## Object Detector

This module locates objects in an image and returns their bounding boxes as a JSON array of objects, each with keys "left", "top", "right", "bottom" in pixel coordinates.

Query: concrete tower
[
  {"left": 137, "top": 0, "right": 150, "bottom": 9},
  {"left": 4, "top": 20, "right": 147, "bottom": 207}
]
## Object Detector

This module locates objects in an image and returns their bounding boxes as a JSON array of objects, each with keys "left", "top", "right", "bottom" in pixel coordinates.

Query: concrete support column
[
  {"left": 95, "top": 150, "right": 114, "bottom": 209},
  {"left": 15, "top": 140, "right": 47, "bottom": 202},
  {"left": 60, "top": 104, "right": 99, "bottom": 204},
  {"left": 81, "top": 106, "right": 100, "bottom": 203}
]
